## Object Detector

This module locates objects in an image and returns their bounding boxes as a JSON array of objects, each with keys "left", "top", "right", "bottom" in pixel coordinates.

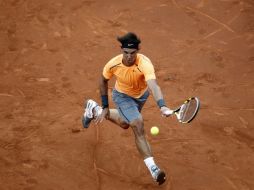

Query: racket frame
[{"left": 173, "top": 97, "right": 200, "bottom": 123}]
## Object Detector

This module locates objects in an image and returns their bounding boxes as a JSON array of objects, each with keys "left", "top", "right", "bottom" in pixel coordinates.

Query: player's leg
[
  {"left": 108, "top": 109, "right": 129, "bottom": 129},
  {"left": 128, "top": 90, "right": 152, "bottom": 158},
  {"left": 112, "top": 89, "right": 166, "bottom": 185},
  {"left": 129, "top": 116, "right": 166, "bottom": 185},
  {"left": 129, "top": 116, "right": 152, "bottom": 158},
  {"left": 112, "top": 90, "right": 152, "bottom": 157},
  {"left": 82, "top": 99, "right": 129, "bottom": 129}
]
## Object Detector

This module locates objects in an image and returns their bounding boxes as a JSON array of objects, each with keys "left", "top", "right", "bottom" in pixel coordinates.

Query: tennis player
[{"left": 82, "top": 32, "right": 173, "bottom": 185}]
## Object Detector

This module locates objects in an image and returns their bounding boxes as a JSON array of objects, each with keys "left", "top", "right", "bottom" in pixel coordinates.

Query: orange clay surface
[{"left": 0, "top": 0, "right": 254, "bottom": 190}]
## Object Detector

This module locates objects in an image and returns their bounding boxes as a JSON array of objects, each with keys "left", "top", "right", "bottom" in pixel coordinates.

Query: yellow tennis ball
[{"left": 150, "top": 126, "right": 159, "bottom": 135}]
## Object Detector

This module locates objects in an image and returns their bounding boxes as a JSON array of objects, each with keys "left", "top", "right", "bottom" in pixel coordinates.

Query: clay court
[{"left": 0, "top": 0, "right": 254, "bottom": 189}]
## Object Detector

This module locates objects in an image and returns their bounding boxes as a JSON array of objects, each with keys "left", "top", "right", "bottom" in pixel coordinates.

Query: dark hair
[{"left": 117, "top": 32, "right": 141, "bottom": 49}]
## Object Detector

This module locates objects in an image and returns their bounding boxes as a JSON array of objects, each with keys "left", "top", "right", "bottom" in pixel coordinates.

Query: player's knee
[
  {"left": 130, "top": 118, "right": 144, "bottom": 135},
  {"left": 130, "top": 117, "right": 143, "bottom": 126},
  {"left": 120, "top": 122, "right": 129, "bottom": 129}
]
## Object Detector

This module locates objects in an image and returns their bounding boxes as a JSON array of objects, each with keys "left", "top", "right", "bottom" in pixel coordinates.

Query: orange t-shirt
[{"left": 103, "top": 53, "right": 156, "bottom": 98}]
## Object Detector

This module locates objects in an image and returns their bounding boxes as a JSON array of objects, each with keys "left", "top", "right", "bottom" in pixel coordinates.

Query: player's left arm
[
  {"left": 147, "top": 79, "right": 173, "bottom": 117},
  {"left": 146, "top": 79, "right": 163, "bottom": 101},
  {"left": 140, "top": 55, "right": 173, "bottom": 116}
]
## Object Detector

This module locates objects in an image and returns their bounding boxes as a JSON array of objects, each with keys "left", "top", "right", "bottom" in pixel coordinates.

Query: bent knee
[
  {"left": 130, "top": 117, "right": 144, "bottom": 127},
  {"left": 129, "top": 118, "right": 144, "bottom": 135},
  {"left": 120, "top": 122, "right": 130, "bottom": 129}
]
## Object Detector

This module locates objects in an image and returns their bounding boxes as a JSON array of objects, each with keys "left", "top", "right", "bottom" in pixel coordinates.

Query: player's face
[{"left": 122, "top": 48, "right": 138, "bottom": 66}]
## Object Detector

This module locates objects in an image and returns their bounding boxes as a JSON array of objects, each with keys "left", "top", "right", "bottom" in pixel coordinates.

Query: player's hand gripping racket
[{"left": 173, "top": 97, "right": 200, "bottom": 123}]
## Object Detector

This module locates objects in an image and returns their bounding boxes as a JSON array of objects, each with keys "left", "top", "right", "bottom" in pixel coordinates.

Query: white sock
[
  {"left": 144, "top": 157, "right": 161, "bottom": 180},
  {"left": 144, "top": 157, "right": 155, "bottom": 168},
  {"left": 144, "top": 157, "right": 157, "bottom": 174}
]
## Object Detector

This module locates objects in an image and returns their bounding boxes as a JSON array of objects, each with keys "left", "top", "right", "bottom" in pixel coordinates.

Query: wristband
[
  {"left": 101, "top": 95, "right": 109, "bottom": 109},
  {"left": 157, "top": 99, "right": 166, "bottom": 108}
]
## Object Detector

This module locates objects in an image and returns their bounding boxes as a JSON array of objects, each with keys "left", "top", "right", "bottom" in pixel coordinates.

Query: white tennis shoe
[
  {"left": 150, "top": 165, "right": 166, "bottom": 185},
  {"left": 82, "top": 99, "right": 102, "bottom": 128}
]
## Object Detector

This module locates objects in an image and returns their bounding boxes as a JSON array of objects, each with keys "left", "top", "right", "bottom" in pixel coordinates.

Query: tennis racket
[{"left": 173, "top": 97, "right": 200, "bottom": 123}]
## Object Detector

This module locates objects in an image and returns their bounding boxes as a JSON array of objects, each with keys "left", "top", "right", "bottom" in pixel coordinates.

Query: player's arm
[
  {"left": 146, "top": 79, "right": 163, "bottom": 101},
  {"left": 147, "top": 79, "right": 173, "bottom": 117},
  {"left": 95, "top": 75, "right": 110, "bottom": 124},
  {"left": 100, "top": 74, "right": 109, "bottom": 100}
]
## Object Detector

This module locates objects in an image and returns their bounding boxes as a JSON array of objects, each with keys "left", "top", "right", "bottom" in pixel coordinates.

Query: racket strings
[{"left": 180, "top": 99, "right": 198, "bottom": 122}]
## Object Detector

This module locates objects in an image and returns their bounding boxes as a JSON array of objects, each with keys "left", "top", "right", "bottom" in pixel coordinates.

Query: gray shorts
[{"left": 112, "top": 89, "right": 150, "bottom": 124}]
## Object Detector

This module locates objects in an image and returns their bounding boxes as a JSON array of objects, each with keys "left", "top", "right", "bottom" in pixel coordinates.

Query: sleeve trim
[{"left": 109, "top": 63, "right": 121, "bottom": 70}]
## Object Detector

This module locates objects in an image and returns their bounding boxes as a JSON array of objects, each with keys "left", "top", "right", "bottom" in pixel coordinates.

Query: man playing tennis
[{"left": 82, "top": 32, "right": 173, "bottom": 185}]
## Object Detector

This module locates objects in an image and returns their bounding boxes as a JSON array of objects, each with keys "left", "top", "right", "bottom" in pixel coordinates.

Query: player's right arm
[
  {"left": 95, "top": 75, "right": 110, "bottom": 124},
  {"left": 96, "top": 55, "right": 120, "bottom": 124},
  {"left": 100, "top": 74, "right": 109, "bottom": 98},
  {"left": 95, "top": 58, "right": 115, "bottom": 124}
]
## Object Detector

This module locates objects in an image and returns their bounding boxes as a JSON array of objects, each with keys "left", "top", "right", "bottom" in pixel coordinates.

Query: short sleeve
[
  {"left": 102, "top": 55, "right": 122, "bottom": 79},
  {"left": 102, "top": 63, "right": 113, "bottom": 79},
  {"left": 139, "top": 56, "right": 156, "bottom": 81}
]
